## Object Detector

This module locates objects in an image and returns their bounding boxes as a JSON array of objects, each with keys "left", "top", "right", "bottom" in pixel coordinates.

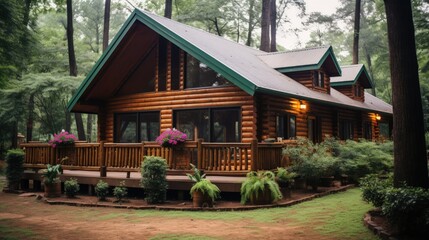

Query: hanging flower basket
[
  {"left": 49, "top": 130, "right": 77, "bottom": 148},
  {"left": 155, "top": 128, "right": 187, "bottom": 148}
]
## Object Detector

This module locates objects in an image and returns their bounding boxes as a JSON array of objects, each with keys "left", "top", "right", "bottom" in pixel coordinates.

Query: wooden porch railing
[{"left": 21, "top": 139, "right": 294, "bottom": 176}]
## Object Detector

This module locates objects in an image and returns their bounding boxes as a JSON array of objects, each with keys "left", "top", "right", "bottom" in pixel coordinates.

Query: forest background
[{"left": 0, "top": 0, "right": 428, "bottom": 157}]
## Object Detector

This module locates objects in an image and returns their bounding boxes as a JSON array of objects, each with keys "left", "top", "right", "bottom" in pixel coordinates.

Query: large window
[
  {"left": 276, "top": 114, "right": 296, "bottom": 140},
  {"left": 185, "top": 54, "right": 230, "bottom": 88},
  {"left": 174, "top": 108, "right": 241, "bottom": 142},
  {"left": 115, "top": 112, "right": 160, "bottom": 143},
  {"left": 339, "top": 119, "right": 354, "bottom": 140}
]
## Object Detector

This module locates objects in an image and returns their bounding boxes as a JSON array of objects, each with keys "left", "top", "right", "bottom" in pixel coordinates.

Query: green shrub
[
  {"left": 335, "top": 140, "right": 393, "bottom": 182},
  {"left": 41, "top": 164, "right": 62, "bottom": 184},
  {"left": 275, "top": 167, "right": 297, "bottom": 184},
  {"left": 5, "top": 149, "right": 25, "bottom": 190},
  {"left": 95, "top": 180, "right": 109, "bottom": 201},
  {"left": 113, "top": 181, "right": 128, "bottom": 203},
  {"left": 141, "top": 156, "right": 168, "bottom": 204},
  {"left": 64, "top": 178, "right": 80, "bottom": 197},
  {"left": 360, "top": 174, "right": 393, "bottom": 208},
  {"left": 284, "top": 138, "right": 337, "bottom": 190},
  {"left": 240, "top": 171, "right": 282, "bottom": 205},
  {"left": 187, "top": 164, "right": 220, "bottom": 204},
  {"left": 382, "top": 187, "right": 429, "bottom": 235}
]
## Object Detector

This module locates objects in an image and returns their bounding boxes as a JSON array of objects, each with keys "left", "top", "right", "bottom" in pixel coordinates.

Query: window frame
[
  {"left": 173, "top": 107, "right": 241, "bottom": 142},
  {"left": 184, "top": 53, "right": 231, "bottom": 89},
  {"left": 308, "top": 116, "right": 322, "bottom": 143},
  {"left": 313, "top": 70, "right": 325, "bottom": 88},
  {"left": 114, "top": 111, "right": 161, "bottom": 143},
  {"left": 276, "top": 113, "right": 297, "bottom": 140},
  {"left": 339, "top": 119, "right": 354, "bottom": 140}
]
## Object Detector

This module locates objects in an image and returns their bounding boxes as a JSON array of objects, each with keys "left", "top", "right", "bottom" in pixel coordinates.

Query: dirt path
[{"left": 0, "top": 192, "right": 333, "bottom": 240}]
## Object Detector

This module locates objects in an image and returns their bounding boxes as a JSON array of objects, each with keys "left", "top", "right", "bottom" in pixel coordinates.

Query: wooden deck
[{"left": 22, "top": 169, "right": 246, "bottom": 192}]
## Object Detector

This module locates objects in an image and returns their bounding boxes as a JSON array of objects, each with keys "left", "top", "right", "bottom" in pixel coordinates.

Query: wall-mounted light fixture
[
  {"left": 375, "top": 114, "right": 381, "bottom": 121},
  {"left": 299, "top": 101, "right": 307, "bottom": 110}
]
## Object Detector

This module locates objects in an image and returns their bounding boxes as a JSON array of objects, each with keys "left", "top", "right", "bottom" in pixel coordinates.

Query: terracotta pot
[
  {"left": 44, "top": 181, "right": 61, "bottom": 198},
  {"left": 192, "top": 190, "right": 213, "bottom": 207},
  {"left": 250, "top": 188, "right": 273, "bottom": 205}
]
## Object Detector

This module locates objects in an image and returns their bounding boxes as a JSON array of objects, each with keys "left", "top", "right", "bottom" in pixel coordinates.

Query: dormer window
[
  {"left": 313, "top": 71, "right": 324, "bottom": 88},
  {"left": 354, "top": 85, "right": 361, "bottom": 97}
]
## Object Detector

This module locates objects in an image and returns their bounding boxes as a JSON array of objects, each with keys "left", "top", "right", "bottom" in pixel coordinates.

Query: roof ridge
[
  {"left": 140, "top": 9, "right": 265, "bottom": 54},
  {"left": 257, "top": 45, "right": 330, "bottom": 56},
  {"left": 339, "top": 64, "right": 363, "bottom": 68}
]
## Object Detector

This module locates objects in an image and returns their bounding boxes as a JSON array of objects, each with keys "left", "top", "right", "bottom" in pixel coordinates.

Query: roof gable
[
  {"left": 257, "top": 46, "right": 342, "bottom": 76},
  {"left": 331, "top": 64, "right": 373, "bottom": 88}
]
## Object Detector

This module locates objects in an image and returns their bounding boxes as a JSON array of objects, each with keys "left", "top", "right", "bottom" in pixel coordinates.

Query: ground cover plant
[{"left": 0, "top": 188, "right": 377, "bottom": 239}]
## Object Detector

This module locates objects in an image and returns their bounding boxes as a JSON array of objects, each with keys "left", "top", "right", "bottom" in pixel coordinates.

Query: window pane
[
  {"left": 185, "top": 54, "right": 230, "bottom": 88},
  {"left": 308, "top": 118, "right": 314, "bottom": 141},
  {"left": 289, "top": 115, "right": 296, "bottom": 138},
  {"left": 175, "top": 109, "right": 209, "bottom": 141},
  {"left": 140, "top": 112, "right": 160, "bottom": 141},
  {"left": 115, "top": 113, "right": 138, "bottom": 143},
  {"left": 212, "top": 108, "right": 241, "bottom": 142},
  {"left": 171, "top": 44, "right": 181, "bottom": 90},
  {"left": 276, "top": 115, "right": 285, "bottom": 138},
  {"left": 340, "top": 120, "right": 354, "bottom": 140}
]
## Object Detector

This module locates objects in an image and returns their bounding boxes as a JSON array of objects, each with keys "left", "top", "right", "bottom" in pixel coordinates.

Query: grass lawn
[{"left": 0, "top": 188, "right": 377, "bottom": 239}]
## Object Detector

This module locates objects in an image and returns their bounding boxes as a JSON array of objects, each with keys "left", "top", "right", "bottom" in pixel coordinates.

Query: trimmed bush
[
  {"left": 95, "top": 180, "right": 109, "bottom": 201},
  {"left": 64, "top": 178, "right": 80, "bottom": 198},
  {"left": 141, "top": 156, "right": 168, "bottom": 204},
  {"left": 360, "top": 174, "right": 393, "bottom": 208},
  {"left": 5, "top": 149, "right": 25, "bottom": 190},
  {"left": 113, "top": 181, "right": 128, "bottom": 203},
  {"left": 382, "top": 187, "right": 429, "bottom": 235}
]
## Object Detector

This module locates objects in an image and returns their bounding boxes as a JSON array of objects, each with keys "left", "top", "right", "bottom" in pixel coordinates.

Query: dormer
[
  {"left": 331, "top": 64, "right": 373, "bottom": 102},
  {"left": 257, "top": 46, "right": 342, "bottom": 94}
]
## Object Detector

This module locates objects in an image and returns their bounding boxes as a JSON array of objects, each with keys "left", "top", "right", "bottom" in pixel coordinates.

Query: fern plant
[
  {"left": 187, "top": 164, "right": 220, "bottom": 205},
  {"left": 240, "top": 171, "right": 282, "bottom": 205}
]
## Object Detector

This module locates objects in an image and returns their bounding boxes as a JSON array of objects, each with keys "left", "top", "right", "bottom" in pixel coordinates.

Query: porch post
[
  {"left": 197, "top": 138, "right": 203, "bottom": 169},
  {"left": 99, "top": 141, "right": 106, "bottom": 177},
  {"left": 251, "top": 139, "right": 258, "bottom": 171}
]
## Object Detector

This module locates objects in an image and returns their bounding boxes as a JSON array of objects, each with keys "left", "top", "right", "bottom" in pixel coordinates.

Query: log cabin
[{"left": 22, "top": 9, "right": 393, "bottom": 179}]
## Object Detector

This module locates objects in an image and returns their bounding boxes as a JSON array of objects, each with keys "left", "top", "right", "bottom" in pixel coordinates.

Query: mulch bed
[{"left": 16, "top": 185, "right": 354, "bottom": 211}]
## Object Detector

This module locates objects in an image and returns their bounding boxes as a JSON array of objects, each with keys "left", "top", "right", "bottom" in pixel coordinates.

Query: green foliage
[
  {"left": 141, "top": 156, "right": 168, "bottom": 204},
  {"left": 64, "top": 178, "right": 80, "bottom": 197},
  {"left": 335, "top": 140, "right": 393, "bottom": 183},
  {"left": 189, "top": 179, "right": 221, "bottom": 203},
  {"left": 240, "top": 171, "right": 282, "bottom": 205},
  {"left": 113, "top": 181, "right": 128, "bottom": 203},
  {"left": 41, "top": 164, "right": 62, "bottom": 184},
  {"left": 5, "top": 149, "right": 25, "bottom": 189},
  {"left": 360, "top": 174, "right": 393, "bottom": 208},
  {"left": 275, "top": 167, "right": 297, "bottom": 184},
  {"left": 284, "top": 137, "right": 338, "bottom": 182},
  {"left": 382, "top": 186, "right": 429, "bottom": 235},
  {"left": 95, "top": 180, "right": 109, "bottom": 201},
  {"left": 186, "top": 163, "right": 206, "bottom": 182}
]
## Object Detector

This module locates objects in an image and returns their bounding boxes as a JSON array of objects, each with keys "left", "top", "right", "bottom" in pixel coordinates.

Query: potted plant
[
  {"left": 186, "top": 164, "right": 220, "bottom": 207},
  {"left": 64, "top": 178, "right": 80, "bottom": 198},
  {"left": 155, "top": 128, "right": 187, "bottom": 148},
  {"left": 275, "top": 167, "right": 297, "bottom": 198},
  {"left": 42, "top": 163, "right": 62, "bottom": 198},
  {"left": 48, "top": 130, "right": 77, "bottom": 148},
  {"left": 240, "top": 171, "right": 282, "bottom": 205}
]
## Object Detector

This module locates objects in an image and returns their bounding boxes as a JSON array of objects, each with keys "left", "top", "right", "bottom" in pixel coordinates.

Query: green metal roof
[
  {"left": 67, "top": 9, "right": 391, "bottom": 115},
  {"left": 331, "top": 64, "right": 374, "bottom": 88}
]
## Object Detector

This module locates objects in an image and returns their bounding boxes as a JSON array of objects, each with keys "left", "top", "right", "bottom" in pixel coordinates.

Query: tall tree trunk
[
  {"left": 384, "top": 0, "right": 429, "bottom": 188},
  {"left": 363, "top": 44, "right": 376, "bottom": 96},
  {"left": 26, "top": 93, "right": 34, "bottom": 142},
  {"left": 164, "top": 0, "right": 172, "bottom": 19},
  {"left": 245, "top": 0, "right": 255, "bottom": 46},
  {"left": 66, "top": 0, "right": 86, "bottom": 140},
  {"left": 270, "top": 0, "right": 277, "bottom": 52},
  {"left": 352, "top": 0, "right": 361, "bottom": 64},
  {"left": 103, "top": 0, "right": 111, "bottom": 51},
  {"left": 260, "top": 0, "right": 271, "bottom": 51}
]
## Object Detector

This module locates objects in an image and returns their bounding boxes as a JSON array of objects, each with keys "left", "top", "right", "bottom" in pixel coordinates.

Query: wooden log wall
[
  {"left": 285, "top": 69, "right": 330, "bottom": 94},
  {"left": 333, "top": 83, "right": 365, "bottom": 102},
  {"left": 103, "top": 86, "right": 256, "bottom": 143}
]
